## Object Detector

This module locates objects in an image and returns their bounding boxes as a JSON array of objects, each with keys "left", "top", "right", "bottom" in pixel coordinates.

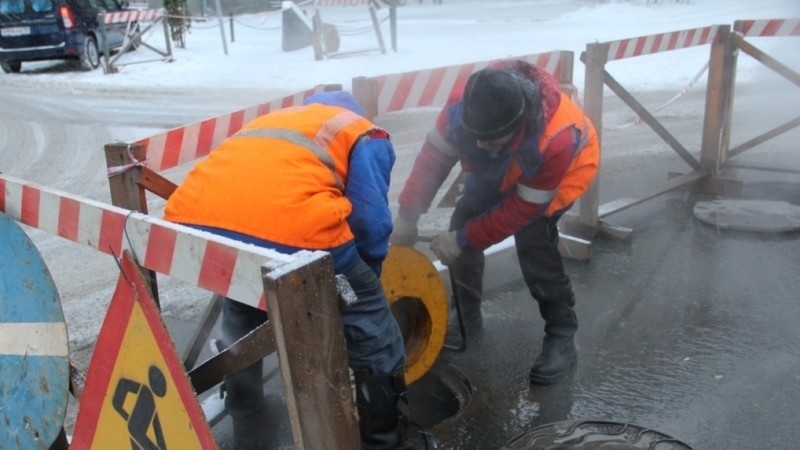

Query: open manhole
[
  {"left": 407, "top": 362, "right": 473, "bottom": 430},
  {"left": 503, "top": 420, "right": 693, "bottom": 449}
]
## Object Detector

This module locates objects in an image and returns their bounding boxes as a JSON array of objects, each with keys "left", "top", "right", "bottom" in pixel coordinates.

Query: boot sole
[{"left": 529, "top": 358, "right": 577, "bottom": 385}]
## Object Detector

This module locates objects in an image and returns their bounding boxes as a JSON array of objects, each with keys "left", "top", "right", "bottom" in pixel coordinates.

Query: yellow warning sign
[{"left": 72, "top": 251, "right": 216, "bottom": 449}]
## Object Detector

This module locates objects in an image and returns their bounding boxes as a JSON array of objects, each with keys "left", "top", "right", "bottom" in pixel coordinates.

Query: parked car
[{"left": 0, "top": 0, "right": 135, "bottom": 73}]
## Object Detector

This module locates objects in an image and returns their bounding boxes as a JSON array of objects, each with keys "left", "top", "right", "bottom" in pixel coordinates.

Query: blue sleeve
[{"left": 346, "top": 134, "right": 396, "bottom": 276}]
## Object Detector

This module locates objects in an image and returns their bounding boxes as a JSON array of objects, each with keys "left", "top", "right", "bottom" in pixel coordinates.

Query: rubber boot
[
  {"left": 445, "top": 247, "right": 485, "bottom": 346},
  {"left": 529, "top": 284, "right": 578, "bottom": 385},
  {"left": 354, "top": 371, "right": 409, "bottom": 450}
]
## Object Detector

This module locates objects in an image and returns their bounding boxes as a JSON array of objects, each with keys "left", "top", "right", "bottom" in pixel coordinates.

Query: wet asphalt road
[{"left": 414, "top": 156, "right": 800, "bottom": 449}]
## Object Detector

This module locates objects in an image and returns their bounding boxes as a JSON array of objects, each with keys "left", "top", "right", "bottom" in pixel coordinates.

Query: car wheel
[
  {"left": 79, "top": 36, "right": 100, "bottom": 71},
  {"left": 1, "top": 61, "right": 21, "bottom": 73}
]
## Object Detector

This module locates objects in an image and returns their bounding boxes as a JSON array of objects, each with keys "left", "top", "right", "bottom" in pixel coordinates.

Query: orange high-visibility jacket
[{"left": 165, "top": 104, "right": 379, "bottom": 250}]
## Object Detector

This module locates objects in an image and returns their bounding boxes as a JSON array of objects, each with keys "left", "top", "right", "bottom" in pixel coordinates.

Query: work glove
[
  {"left": 390, "top": 216, "right": 419, "bottom": 247},
  {"left": 430, "top": 231, "right": 462, "bottom": 266}
]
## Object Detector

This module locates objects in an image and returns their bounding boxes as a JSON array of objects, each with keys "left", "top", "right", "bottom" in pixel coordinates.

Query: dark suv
[{"left": 0, "top": 0, "right": 133, "bottom": 73}]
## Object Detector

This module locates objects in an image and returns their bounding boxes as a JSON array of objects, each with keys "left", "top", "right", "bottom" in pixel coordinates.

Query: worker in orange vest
[
  {"left": 391, "top": 60, "right": 599, "bottom": 385},
  {"left": 166, "top": 92, "right": 425, "bottom": 449}
]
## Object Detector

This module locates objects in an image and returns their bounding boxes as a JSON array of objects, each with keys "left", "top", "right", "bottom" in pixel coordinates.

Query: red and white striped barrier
[
  {"left": 735, "top": 19, "right": 800, "bottom": 37},
  {"left": 604, "top": 25, "right": 721, "bottom": 62},
  {"left": 0, "top": 174, "right": 306, "bottom": 310},
  {"left": 135, "top": 86, "right": 331, "bottom": 173},
  {"left": 103, "top": 8, "right": 164, "bottom": 24},
  {"left": 373, "top": 51, "right": 567, "bottom": 115}
]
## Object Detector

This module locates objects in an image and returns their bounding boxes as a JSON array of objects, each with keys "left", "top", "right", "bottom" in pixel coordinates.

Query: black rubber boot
[
  {"left": 529, "top": 284, "right": 578, "bottom": 385},
  {"left": 355, "top": 371, "right": 408, "bottom": 450},
  {"left": 445, "top": 247, "right": 485, "bottom": 344}
]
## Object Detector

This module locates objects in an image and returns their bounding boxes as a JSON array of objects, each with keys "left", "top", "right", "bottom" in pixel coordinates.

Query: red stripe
[
  {"left": 161, "top": 128, "right": 185, "bottom": 170},
  {"left": 21, "top": 184, "right": 39, "bottom": 228},
  {"left": 196, "top": 118, "right": 217, "bottom": 158},
  {"left": 388, "top": 72, "right": 417, "bottom": 112},
  {"left": 258, "top": 293, "right": 268, "bottom": 311},
  {"left": 144, "top": 223, "right": 177, "bottom": 275},
  {"left": 652, "top": 33, "right": 664, "bottom": 53},
  {"left": 699, "top": 26, "right": 712, "bottom": 44},
  {"left": 198, "top": 240, "right": 237, "bottom": 294},
  {"left": 615, "top": 39, "right": 628, "bottom": 59},
  {"left": 98, "top": 209, "right": 124, "bottom": 257},
  {"left": 792, "top": 21, "right": 800, "bottom": 36},
  {"left": 0, "top": 178, "right": 5, "bottom": 213},
  {"left": 761, "top": 20, "right": 782, "bottom": 37},
  {"left": 281, "top": 95, "right": 294, "bottom": 109},
  {"left": 228, "top": 110, "right": 246, "bottom": 137},
  {"left": 455, "top": 63, "right": 476, "bottom": 92},
  {"left": 667, "top": 31, "right": 679, "bottom": 51},
  {"left": 257, "top": 103, "right": 272, "bottom": 117},
  {"left": 632, "top": 37, "right": 646, "bottom": 57},
  {"left": 683, "top": 28, "right": 696, "bottom": 49},
  {"left": 418, "top": 68, "right": 446, "bottom": 107},
  {"left": 58, "top": 197, "right": 80, "bottom": 241}
]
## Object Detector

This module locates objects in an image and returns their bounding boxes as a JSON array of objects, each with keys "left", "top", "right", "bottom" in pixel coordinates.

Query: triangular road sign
[{"left": 72, "top": 251, "right": 217, "bottom": 449}]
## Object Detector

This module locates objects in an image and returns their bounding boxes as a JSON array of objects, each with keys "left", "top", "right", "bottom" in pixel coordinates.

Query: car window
[
  {"left": 98, "top": 0, "right": 121, "bottom": 11},
  {"left": 0, "top": 0, "right": 26, "bottom": 14},
  {"left": 30, "top": 0, "right": 54, "bottom": 12},
  {"left": 72, "top": 0, "right": 99, "bottom": 9}
]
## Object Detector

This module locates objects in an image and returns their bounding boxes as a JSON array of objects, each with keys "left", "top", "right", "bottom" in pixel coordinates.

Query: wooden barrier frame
[
  {"left": 0, "top": 173, "right": 361, "bottom": 448},
  {"left": 579, "top": 25, "right": 733, "bottom": 235},
  {"left": 312, "top": 0, "right": 397, "bottom": 60},
  {"left": 720, "top": 19, "right": 800, "bottom": 174},
  {"left": 98, "top": 8, "right": 173, "bottom": 75}
]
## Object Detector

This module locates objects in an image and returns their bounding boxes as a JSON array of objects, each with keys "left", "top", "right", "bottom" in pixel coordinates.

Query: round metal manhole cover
[
  {"left": 693, "top": 199, "right": 800, "bottom": 232},
  {"left": 503, "top": 420, "right": 692, "bottom": 449}
]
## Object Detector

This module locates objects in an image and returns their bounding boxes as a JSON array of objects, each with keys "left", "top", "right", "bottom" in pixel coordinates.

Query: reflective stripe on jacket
[{"left": 164, "top": 104, "right": 379, "bottom": 249}]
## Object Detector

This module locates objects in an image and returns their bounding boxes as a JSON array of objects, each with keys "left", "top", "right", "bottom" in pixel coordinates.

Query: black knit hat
[{"left": 461, "top": 68, "right": 526, "bottom": 140}]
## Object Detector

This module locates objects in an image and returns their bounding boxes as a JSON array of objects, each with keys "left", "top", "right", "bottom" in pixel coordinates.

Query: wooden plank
[
  {"left": 139, "top": 166, "right": 178, "bottom": 200},
  {"left": 579, "top": 43, "right": 607, "bottom": 229},
  {"left": 735, "top": 34, "right": 800, "bottom": 88},
  {"left": 603, "top": 70, "right": 703, "bottom": 172},
  {"left": 727, "top": 116, "right": 800, "bottom": 157},
  {"left": 700, "top": 25, "right": 732, "bottom": 172},
  {"left": 598, "top": 171, "right": 706, "bottom": 218},
  {"left": 104, "top": 142, "right": 160, "bottom": 305},
  {"left": 263, "top": 253, "right": 359, "bottom": 450}
]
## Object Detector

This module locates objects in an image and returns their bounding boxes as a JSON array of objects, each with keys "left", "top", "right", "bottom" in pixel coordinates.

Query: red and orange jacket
[
  {"left": 397, "top": 60, "right": 599, "bottom": 251},
  {"left": 165, "top": 102, "right": 395, "bottom": 275}
]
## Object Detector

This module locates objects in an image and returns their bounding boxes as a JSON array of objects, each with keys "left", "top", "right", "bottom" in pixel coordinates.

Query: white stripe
[
  {"left": 516, "top": 183, "right": 555, "bottom": 204},
  {"left": 0, "top": 323, "right": 68, "bottom": 356}
]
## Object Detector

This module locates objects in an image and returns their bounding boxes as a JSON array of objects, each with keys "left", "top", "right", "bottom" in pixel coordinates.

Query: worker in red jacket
[
  {"left": 166, "top": 92, "right": 423, "bottom": 449},
  {"left": 391, "top": 59, "right": 599, "bottom": 385}
]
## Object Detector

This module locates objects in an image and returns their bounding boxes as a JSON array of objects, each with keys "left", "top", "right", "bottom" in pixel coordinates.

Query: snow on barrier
[
  {"left": 0, "top": 174, "right": 292, "bottom": 309},
  {"left": 353, "top": 50, "right": 573, "bottom": 119},
  {"left": 134, "top": 85, "right": 337, "bottom": 173}
]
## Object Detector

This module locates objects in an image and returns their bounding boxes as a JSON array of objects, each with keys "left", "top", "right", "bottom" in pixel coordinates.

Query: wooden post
[
  {"left": 700, "top": 25, "right": 733, "bottom": 174},
  {"left": 104, "top": 142, "right": 160, "bottom": 304},
  {"left": 262, "top": 252, "right": 360, "bottom": 450},
  {"left": 352, "top": 76, "right": 379, "bottom": 121},
  {"left": 579, "top": 43, "right": 607, "bottom": 231}
]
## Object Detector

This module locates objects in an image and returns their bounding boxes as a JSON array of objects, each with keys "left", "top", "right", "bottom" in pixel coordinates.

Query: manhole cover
[
  {"left": 503, "top": 420, "right": 692, "bottom": 449},
  {"left": 693, "top": 199, "right": 800, "bottom": 232}
]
